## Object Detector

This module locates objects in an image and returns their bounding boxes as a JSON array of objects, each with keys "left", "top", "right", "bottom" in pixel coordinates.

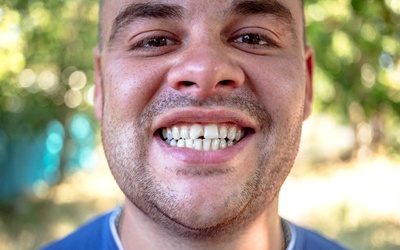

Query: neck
[{"left": 119, "top": 197, "right": 284, "bottom": 250}]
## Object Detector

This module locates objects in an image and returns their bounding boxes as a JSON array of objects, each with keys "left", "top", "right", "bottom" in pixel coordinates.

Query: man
[{"left": 43, "top": 0, "right": 347, "bottom": 249}]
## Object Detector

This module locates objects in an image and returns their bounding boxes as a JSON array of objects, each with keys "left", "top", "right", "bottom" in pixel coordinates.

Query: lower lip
[{"left": 155, "top": 134, "right": 252, "bottom": 165}]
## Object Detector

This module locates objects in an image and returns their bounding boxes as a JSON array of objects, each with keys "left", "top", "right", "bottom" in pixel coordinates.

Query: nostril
[
  {"left": 181, "top": 81, "right": 196, "bottom": 87},
  {"left": 219, "top": 80, "right": 231, "bottom": 86}
]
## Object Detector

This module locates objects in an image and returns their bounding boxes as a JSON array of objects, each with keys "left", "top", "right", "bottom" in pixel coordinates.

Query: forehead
[{"left": 100, "top": 0, "right": 304, "bottom": 45}]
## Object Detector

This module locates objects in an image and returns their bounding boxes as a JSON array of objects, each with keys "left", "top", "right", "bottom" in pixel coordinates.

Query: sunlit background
[{"left": 0, "top": 0, "right": 399, "bottom": 249}]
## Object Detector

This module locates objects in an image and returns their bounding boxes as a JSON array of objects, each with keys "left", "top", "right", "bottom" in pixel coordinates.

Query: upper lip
[{"left": 151, "top": 107, "right": 258, "bottom": 134}]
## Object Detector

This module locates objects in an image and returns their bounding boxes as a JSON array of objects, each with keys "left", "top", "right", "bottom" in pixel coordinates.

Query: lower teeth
[{"left": 164, "top": 137, "right": 239, "bottom": 151}]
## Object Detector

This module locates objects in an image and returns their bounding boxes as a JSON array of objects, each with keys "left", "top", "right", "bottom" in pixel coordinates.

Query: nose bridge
[{"left": 167, "top": 37, "right": 244, "bottom": 97}]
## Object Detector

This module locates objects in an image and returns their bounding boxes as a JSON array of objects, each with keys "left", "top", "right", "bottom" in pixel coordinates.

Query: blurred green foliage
[
  {"left": 305, "top": 0, "right": 400, "bottom": 155},
  {"left": 0, "top": 0, "right": 98, "bottom": 139},
  {"left": 0, "top": 0, "right": 399, "bottom": 152}
]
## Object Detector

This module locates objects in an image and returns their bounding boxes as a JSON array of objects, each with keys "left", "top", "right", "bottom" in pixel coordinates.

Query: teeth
[
  {"left": 185, "top": 139, "right": 194, "bottom": 148},
  {"left": 227, "top": 127, "right": 236, "bottom": 141},
  {"left": 177, "top": 139, "right": 185, "bottom": 148},
  {"left": 162, "top": 124, "right": 247, "bottom": 151},
  {"left": 166, "top": 128, "right": 173, "bottom": 140},
  {"left": 194, "top": 139, "right": 203, "bottom": 150},
  {"left": 220, "top": 139, "right": 227, "bottom": 149},
  {"left": 190, "top": 124, "right": 203, "bottom": 140},
  {"left": 235, "top": 130, "right": 242, "bottom": 141},
  {"left": 172, "top": 126, "right": 180, "bottom": 140},
  {"left": 204, "top": 124, "right": 219, "bottom": 139},
  {"left": 212, "top": 139, "right": 220, "bottom": 151},
  {"left": 203, "top": 139, "right": 211, "bottom": 151},
  {"left": 181, "top": 126, "right": 189, "bottom": 139},
  {"left": 219, "top": 126, "right": 227, "bottom": 139}
]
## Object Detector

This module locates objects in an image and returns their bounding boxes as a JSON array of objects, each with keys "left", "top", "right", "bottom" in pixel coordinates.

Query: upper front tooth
[
  {"left": 190, "top": 124, "right": 203, "bottom": 139},
  {"left": 204, "top": 124, "right": 219, "bottom": 139}
]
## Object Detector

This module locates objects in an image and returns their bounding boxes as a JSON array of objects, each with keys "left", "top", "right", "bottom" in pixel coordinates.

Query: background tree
[
  {"left": 306, "top": 0, "right": 400, "bottom": 157},
  {"left": 0, "top": 0, "right": 98, "bottom": 199}
]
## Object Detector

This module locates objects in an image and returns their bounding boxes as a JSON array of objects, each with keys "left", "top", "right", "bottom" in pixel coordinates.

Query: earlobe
[
  {"left": 303, "top": 46, "right": 314, "bottom": 120},
  {"left": 94, "top": 46, "right": 103, "bottom": 120}
]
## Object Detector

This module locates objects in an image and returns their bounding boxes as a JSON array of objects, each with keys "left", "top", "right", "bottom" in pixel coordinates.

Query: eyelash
[
  {"left": 232, "top": 33, "right": 280, "bottom": 48},
  {"left": 128, "top": 32, "right": 280, "bottom": 56},
  {"left": 131, "top": 36, "right": 178, "bottom": 50}
]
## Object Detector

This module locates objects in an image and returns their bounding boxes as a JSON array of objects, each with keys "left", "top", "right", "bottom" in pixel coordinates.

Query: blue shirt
[{"left": 41, "top": 209, "right": 348, "bottom": 250}]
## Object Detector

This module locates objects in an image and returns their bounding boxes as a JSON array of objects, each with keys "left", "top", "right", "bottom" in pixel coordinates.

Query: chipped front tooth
[
  {"left": 177, "top": 139, "right": 185, "bottom": 148},
  {"left": 194, "top": 139, "right": 203, "bottom": 150},
  {"left": 190, "top": 124, "right": 203, "bottom": 139},
  {"left": 181, "top": 126, "right": 189, "bottom": 139},
  {"left": 164, "top": 124, "right": 245, "bottom": 150},
  {"left": 227, "top": 127, "right": 237, "bottom": 141},
  {"left": 172, "top": 126, "right": 180, "bottom": 140},
  {"left": 203, "top": 139, "right": 211, "bottom": 151},
  {"left": 235, "top": 130, "right": 242, "bottom": 141},
  {"left": 212, "top": 139, "right": 220, "bottom": 151},
  {"left": 204, "top": 124, "right": 219, "bottom": 139},
  {"left": 219, "top": 126, "right": 227, "bottom": 139},
  {"left": 166, "top": 128, "right": 173, "bottom": 140},
  {"left": 220, "top": 139, "right": 227, "bottom": 149}
]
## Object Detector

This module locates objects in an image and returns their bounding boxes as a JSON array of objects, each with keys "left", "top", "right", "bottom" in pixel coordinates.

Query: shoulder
[
  {"left": 289, "top": 221, "right": 349, "bottom": 250},
  {"left": 41, "top": 210, "right": 119, "bottom": 250}
]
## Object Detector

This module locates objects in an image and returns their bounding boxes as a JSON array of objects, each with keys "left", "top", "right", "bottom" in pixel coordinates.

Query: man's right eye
[{"left": 129, "top": 34, "right": 180, "bottom": 56}]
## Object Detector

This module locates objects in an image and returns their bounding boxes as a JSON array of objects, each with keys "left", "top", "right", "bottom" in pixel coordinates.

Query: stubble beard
[{"left": 102, "top": 88, "right": 303, "bottom": 240}]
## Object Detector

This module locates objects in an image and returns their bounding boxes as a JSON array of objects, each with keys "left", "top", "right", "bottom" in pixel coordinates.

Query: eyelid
[
  {"left": 131, "top": 36, "right": 178, "bottom": 49},
  {"left": 227, "top": 26, "right": 282, "bottom": 55},
  {"left": 128, "top": 30, "right": 181, "bottom": 56},
  {"left": 232, "top": 33, "right": 280, "bottom": 48}
]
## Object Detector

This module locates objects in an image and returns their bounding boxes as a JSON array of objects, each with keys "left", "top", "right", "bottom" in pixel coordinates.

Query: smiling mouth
[{"left": 158, "top": 123, "right": 251, "bottom": 151}]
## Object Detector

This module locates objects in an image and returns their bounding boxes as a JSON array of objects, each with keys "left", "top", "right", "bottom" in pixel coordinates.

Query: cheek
[
  {"left": 245, "top": 56, "right": 306, "bottom": 118},
  {"left": 102, "top": 58, "right": 169, "bottom": 119}
]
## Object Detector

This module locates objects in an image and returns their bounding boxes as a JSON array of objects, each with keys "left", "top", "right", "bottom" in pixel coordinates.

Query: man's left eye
[{"left": 233, "top": 33, "right": 278, "bottom": 47}]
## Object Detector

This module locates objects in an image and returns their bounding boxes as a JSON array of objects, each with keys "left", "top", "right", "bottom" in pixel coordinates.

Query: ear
[
  {"left": 303, "top": 46, "right": 314, "bottom": 120},
  {"left": 94, "top": 46, "right": 103, "bottom": 120}
]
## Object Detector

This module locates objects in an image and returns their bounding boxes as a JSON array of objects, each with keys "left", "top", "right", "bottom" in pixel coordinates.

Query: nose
[{"left": 167, "top": 42, "right": 245, "bottom": 98}]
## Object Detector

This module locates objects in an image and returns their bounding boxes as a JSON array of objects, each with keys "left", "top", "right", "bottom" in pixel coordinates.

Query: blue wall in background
[{"left": 0, "top": 113, "right": 96, "bottom": 202}]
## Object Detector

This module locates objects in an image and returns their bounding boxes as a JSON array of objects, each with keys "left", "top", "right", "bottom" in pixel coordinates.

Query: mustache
[{"left": 138, "top": 90, "right": 272, "bottom": 129}]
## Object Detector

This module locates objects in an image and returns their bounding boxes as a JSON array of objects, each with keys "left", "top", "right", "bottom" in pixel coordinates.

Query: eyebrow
[
  {"left": 108, "top": 3, "right": 184, "bottom": 45},
  {"left": 230, "top": 0, "right": 297, "bottom": 41},
  {"left": 230, "top": 0, "right": 293, "bottom": 24}
]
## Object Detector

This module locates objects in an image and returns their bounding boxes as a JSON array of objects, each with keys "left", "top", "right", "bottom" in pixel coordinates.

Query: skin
[{"left": 94, "top": 0, "right": 313, "bottom": 249}]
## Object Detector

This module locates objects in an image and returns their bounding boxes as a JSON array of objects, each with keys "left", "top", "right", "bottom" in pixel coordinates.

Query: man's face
[{"left": 95, "top": 0, "right": 312, "bottom": 237}]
